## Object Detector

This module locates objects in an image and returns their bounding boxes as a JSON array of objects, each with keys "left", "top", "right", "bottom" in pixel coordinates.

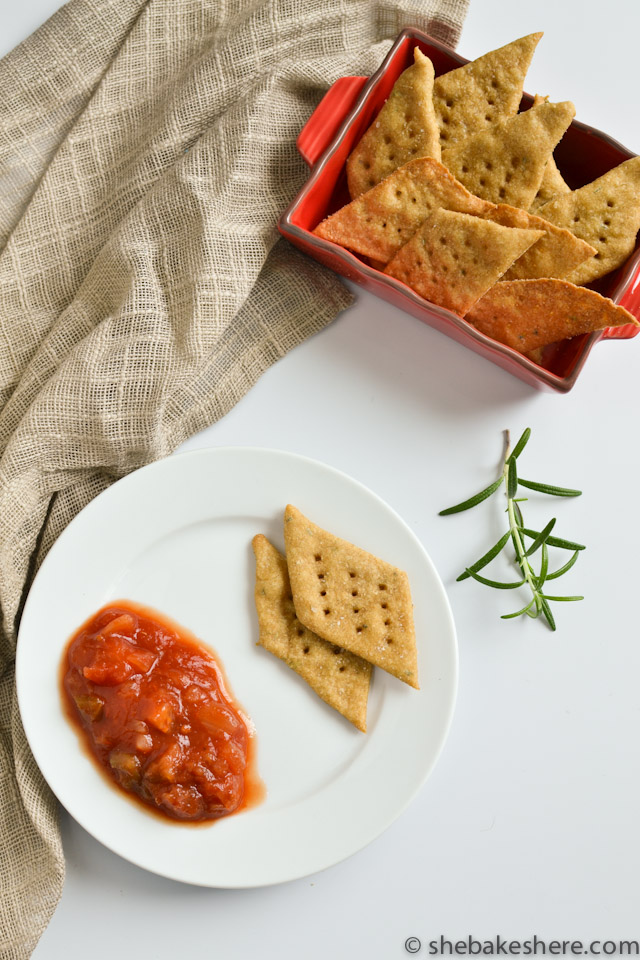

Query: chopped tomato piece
[
  {"left": 198, "top": 702, "right": 242, "bottom": 738},
  {"left": 80, "top": 635, "right": 155, "bottom": 685},
  {"left": 82, "top": 657, "right": 132, "bottom": 686},
  {"left": 97, "top": 614, "right": 136, "bottom": 637},
  {"left": 145, "top": 700, "right": 175, "bottom": 733},
  {"left": 145, "top": 743, "right": 182, "bottom": 783}
]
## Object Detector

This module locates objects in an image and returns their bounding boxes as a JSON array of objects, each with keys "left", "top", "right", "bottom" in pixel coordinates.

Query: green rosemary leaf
[
  {"left": 456, "top": 531, "right": 511, "bottom": 581},
  {"left": 539, "top": 594, "right": 584, "bottom": 602},
  {"left": 507, "top": 457, "right": 518, "bottom": 499},
  {"left": 507, "top": 427, "right": 531, "bottom": 462},
  {"left": 519, "top": 478, "right": 582, "bottom": 497},
  {"left": 545, "top": 550, "right": 580, "bottom": 580},
  {"left": 520, "top": 528, "right": 586, "bottom": 551},
  {"left": 439, "top": 476, "right": 504, "bottom": 515},
  {"left": 536, "top": 542, "right": 549, "bottom": 589},
  {"left": 501, "top": 597, "right": 536, "bottom": 619},
  {"left": 540, "top": 599, "right": 556, "bottom": 631},
  {"left": 465, "top": 568, "right": 526, "bottom": 589},
  {"left": 524, "top": 518, "right": 556, "bottom": 557},
  {"left": 513, "top": 501, "right": 524, "bottom": 528}
]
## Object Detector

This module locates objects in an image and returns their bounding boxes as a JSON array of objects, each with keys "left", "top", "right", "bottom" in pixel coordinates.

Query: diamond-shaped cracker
[
  {"left": 313, "top": 157, "right": 491, "bottom": 264},
  {"left": 465, "top": 278, "right": 637, "bottom": 353},
  {"left": 347, "top": 47, "right": 440, "bottom": 200},
  {"left": 432, "top": 33, "right": 542, "bottom": 149},
  {"left": 442, "top": 101, "right": 575, "bottom": 210},
  {"left": 283, "top": 505, "right": 418, "bottom": 688},
  {"left": 252, "top": 534, "right": 372, "bottom": 732},
  {"left": 483, "top": 203, "right": 596, "bottom": 280},
  {"left": 535, "top": 156, "right": 640, "bottom": 285},
  {"left": 384, "top": 208, "right": 542, "bottom": 315},
  {"left": 529, "top": 95, "right": 571, "bottom": 211}
]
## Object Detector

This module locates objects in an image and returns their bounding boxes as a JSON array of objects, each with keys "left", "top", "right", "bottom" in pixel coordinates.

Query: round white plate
[{"left": 17, "top": 447, "right": 457, "bottom": 887}]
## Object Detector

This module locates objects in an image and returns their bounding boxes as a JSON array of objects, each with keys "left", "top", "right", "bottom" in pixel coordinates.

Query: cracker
[
  {"left": 347, "top": 47, "right": 440, "bottom": 200},
  {"left": 441, "top": 100, "right": 575, "bottom": 210},
  {"left": 283, "top": 505, "right": 419, "bottom": 688},
  {"left": 313, "top": 157, "right": 492, "bottom": 264},
  {"left": 367, "top": 257, "right": 388, "bottom": 271},
  {"left": 529, "top": 94, "right": 571, "bottom": 210},
  {"left": 531, "top": 161, "right": 571, "bottom": 212},
  {"left": 433, "top": 33, "right": 542, "bottom": 149},
  {"left": 535, "top": 156, "right": 640, "bottom": 284},
  {"left": 465, "top": 278, "right": 637, "bottom": 353},
  {"left": 384, "top": 208, "right": 542, "bottom": 315},
  {"left": 252, "top": 534, "right": 371, "bottom": 732},
  {"left": 483, "top": 203, "right": 596, "bottom": 280}
]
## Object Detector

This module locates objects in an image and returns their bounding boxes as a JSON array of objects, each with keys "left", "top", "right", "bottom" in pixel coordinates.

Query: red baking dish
[{"left": 278, "top": 28, "right": 640, "bottom": 393}]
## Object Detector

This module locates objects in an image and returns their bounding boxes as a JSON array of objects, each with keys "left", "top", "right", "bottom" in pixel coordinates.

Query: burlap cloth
[{"left": 0, "top": 0, "right": 469, "bottom": 955}]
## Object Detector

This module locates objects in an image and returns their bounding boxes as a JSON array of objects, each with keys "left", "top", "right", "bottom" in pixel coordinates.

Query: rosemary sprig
[{"left": 439, "top": 428, "right": 584, "bottom": 631}]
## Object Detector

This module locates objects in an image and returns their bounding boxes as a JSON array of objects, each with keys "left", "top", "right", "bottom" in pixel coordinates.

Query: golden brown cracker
[
  {"left": 252, "top": 534, "right": 371, "bottom": 732},
  {"left": 283, "top": 505, "right": 419, "bottom": 688},
  {"left": 313, "top": 157, "right": 492, "bottom": 264},
  {"left": 347, "top": 47, "right": 441, "bottom": 200},
  {"left": 465, "top": 278, "right": 637, "bottom": 353},
  {"left": 535, "top": 156, "right": 640, "bottom": 284},
  {"left": 483, "top": 203, "right": 596, "bottom": 280},
  {"left": 384, "top": 208, "right": 542, "bottom": 315},
  {"left": 441, "top": 101, "right": 575, "bottom": 210},
  {"left": 529, "top": 94, "right": 571, "bottom": 210},
  {"left": 433, "top": 33, "right": 543, "bottom": 148},
  {"left": 531, "top": 160, "right": 571, "bottom": 211}
]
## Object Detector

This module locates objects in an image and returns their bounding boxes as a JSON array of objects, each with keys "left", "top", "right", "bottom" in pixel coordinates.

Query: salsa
[{"left": 62, "top": 601, "right": 257, "bottom": 822}]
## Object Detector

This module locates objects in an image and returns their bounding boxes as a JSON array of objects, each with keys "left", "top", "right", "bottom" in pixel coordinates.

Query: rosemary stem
[{"left": 504, "top": 449, "right": 541, "bottom": 613}]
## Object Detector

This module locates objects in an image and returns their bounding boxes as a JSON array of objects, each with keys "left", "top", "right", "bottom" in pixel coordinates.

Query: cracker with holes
[
  {"left": 442, "top": 100, "right": 575, "bottom": 210},
  {"left": 347, "top": 47, "right": 440, "bottom": 200},
  {"left": 384, "top": 208, "right": 543, "bottom": 315},
  {"left": 535, "top": 156, "right": 640, "bottom": 285},
  {"left": 483, "top": 204, "right": 596, "bottom": 280},
  {"left": 283, "top": 504, "right": 419, "bottom": 688},
  {"left": 314, "top": 157, "right": 491, "bottom": 264},
  {"left": 432, "top": 33, "right": 542, "bottom": 149},
  {"left": 465, "top": 278, "right": 637, "bottom": 353},
  {"left": 528, "top": 95, "right": 571, "bottom": 211},
  {"left": 252, "top": 535, "right": 371, "bottom": 732}
]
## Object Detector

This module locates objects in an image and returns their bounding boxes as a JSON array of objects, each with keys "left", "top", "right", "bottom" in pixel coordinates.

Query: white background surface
[{"left": 3, "top": 0, "right": 639, "bottom": 956}]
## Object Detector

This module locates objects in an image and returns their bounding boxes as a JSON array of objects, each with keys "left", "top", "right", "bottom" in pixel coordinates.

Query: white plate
[{"left": 16, "top": 447, "right": 457, "bottom": 887}]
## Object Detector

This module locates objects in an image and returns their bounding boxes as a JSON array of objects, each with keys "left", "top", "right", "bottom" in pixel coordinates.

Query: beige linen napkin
[{"left": 0, "top": 0, "right": 469, "bottom": 955}]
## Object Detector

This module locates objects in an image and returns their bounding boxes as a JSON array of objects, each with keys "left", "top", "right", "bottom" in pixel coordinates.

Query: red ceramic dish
[{"left": 278, "top": 28, "right": 640, "bottom": 393}]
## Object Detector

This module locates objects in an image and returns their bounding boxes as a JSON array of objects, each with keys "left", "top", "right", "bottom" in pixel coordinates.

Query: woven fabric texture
[{"left": 0, "top": 0, "right": 469, "bottom": 955}]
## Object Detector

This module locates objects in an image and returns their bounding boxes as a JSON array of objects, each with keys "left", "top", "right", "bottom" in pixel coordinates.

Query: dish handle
[{"left": 297, "top": 76, "right": 367, "bottom": 167}]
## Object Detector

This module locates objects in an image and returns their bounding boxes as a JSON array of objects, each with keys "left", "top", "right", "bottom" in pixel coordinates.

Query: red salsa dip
[{"left": 62, "top": 601, "right": 260, "bottom": 823}]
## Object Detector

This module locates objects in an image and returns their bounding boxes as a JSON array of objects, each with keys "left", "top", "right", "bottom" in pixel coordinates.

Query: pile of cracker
[
  {"left": 314, "top": 34, "right": 640, "bottom": 356},
  {"left": 252, "top": 505, "right": 418, "bottom": 732}
]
